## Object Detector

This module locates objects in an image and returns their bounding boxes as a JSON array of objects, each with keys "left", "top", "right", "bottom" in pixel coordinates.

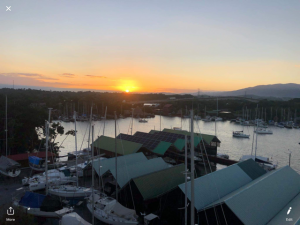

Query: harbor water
[{"left": 55, "top": 116, "right": 300, "bottom": 173}]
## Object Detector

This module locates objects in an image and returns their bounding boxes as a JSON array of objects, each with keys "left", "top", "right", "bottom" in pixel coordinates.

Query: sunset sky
[{"left": 0, "top": 1, "right": 299, "bottom": 93}]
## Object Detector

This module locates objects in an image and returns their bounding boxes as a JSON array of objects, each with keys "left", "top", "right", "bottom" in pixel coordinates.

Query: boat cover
[
  {"left": 40, "top": 195, "right": 63, "bottom": 212},
  {"left": 111, "top": 201, "right": 137, "bottom": 219},
  {"left": 0, "top": 155, "right": 20, "bottom": 171},
  {"left": 61, "top": 212, "right": 91, "bottom": 225},
  {"left": 19, "top": 192, "right": 46, "bottom": 208},
  {"left": 29, "top": 156, "right": 43, "bottom": 165}
]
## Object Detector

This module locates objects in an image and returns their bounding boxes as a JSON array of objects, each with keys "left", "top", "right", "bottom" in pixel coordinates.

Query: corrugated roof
[
  {"left": 149, "top": 130, "right": 158, "bottom": 134},
  {"left": 237, "top": 158, "right": 266, "bottom": 180},
  {"left": 222, "top": 166, "right": 300, "bottom": 225},
  {"left": 92, "top": 152, "right": 148, "bottom": 177},
  {"left": 179, "top": 160, "right": 258, "bottom": 211},
  {"left": 267, "top": 192, "right": 300, "bottom": 225},
  {"left": 174, "top": 139, "right": 185, "bottom": 151},
  {"left": 152, "top": 141, "right": 172, "bottom": 155},
  {"left": 93, "top": 135, "right": 143, "bottom": 155},
  {"left": 109, "top": 158, "right": 171, "bottom": 188},
  {"left": 162, "top": 128, "right": 220, "bottom": 145},
  {"left": 133, "top": 164, "right": 185, "bottom": 200}
]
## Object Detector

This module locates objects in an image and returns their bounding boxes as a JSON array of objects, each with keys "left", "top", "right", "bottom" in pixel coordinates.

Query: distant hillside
[{"left": 204, "top": 83, "right": 300, "bottom": 99}]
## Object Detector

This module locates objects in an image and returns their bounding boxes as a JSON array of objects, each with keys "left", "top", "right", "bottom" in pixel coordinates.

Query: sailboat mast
[
  {"left": 74, "top": 111, "right": 79, "bottom": 187},
  {"left": 91, "top": 125, "right": 95, "bottom": 225},
  {"left": 114, "top": 112, "right": 118, "bottom": 201},
  {"left": 255, "top": 105, "right": 259, "bottom": 160},
  {"left": 190, "top": 110, "right": 195, "bottom": 225},
  {"left": 88, "top": 105, "right": 93, "bottom": 157},
  {"left": 45, "top": 121, "right": 49, "bottom": 194},
  {"left": 131, "top": 108, "right": 134, "bottom": 135},
  {"left": 5, "top": 95, "right": 7, "bottom": 156},
  {"left": 103, "top": 106, "right": 107, "bottom": 136},
  {"left": 184, "top": 135, "right": 188, "bottom": 225}
]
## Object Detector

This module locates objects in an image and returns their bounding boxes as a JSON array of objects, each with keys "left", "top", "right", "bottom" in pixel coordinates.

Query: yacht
[
  {"left": 22, "top": 168, "right": 77, "bottom": 191},
  {"left": 254, "top": 128, "right": 273, "bottom": 134},
  {"left": 240, "top": 155, "right": 277, "bottom": 171},
  {"left": 48, "top": 185, "right": 92, "bottom": 199},
  {"left": 233, "top": 131, "right": 250, "bottom": 138},
  {"left": 86, "top": 193, "right": 138, "bottom": 225}
]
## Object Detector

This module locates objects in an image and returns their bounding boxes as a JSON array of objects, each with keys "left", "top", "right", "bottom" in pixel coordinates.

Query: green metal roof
[
  {"left": 221, "top": 166, "right": 300, "bottom": 225},
  {"left": 267, "top": 192, "right": 300, "bottom": 225},
  {"left": 93, "top": 135, "right": 143, "bottom": 155},
  {"left": 133, "top": 164, "right": 185, "bottom": 200},
  {"left": 152, "top": 141, "right": 172, "bottom": 155},
  {"left": 178, "top": 159, "right": 266, "bottom": 212},
  {"left": 162, "top": 128, "right": 220, "bottom": 144},
  {"left": 173, "top": 139, "right": 185, "bottom": 151},
  {"left": 109, "top": 158, "right": 171, "bottom": 188},
  {"left": 149, "top": 130, "right": 158, "bottom": 134},
  {"left": 237, "top": 158, "right": 266, "bottom": 180},
  {"left": 92, "top": 152, "right": 148, "bottom": 177}
]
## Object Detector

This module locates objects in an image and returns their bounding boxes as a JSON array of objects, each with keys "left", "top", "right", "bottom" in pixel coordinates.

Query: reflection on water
[{"left": 54, "top": 116, "right": 300, "bottom": 173}]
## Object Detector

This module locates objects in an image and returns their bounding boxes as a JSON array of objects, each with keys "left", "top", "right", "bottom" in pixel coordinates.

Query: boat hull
[
  {"left": 87, "top": 203, "right": 138, "bottom": 225},
  {"left": 0, "top": 169, "right": 21, "bottom": 177}
]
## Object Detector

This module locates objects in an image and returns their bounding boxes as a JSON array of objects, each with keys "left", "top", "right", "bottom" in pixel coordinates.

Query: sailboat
[
  {"left": 49, "top": 111, "right": 92, "bottom": 199},
  {"left": 232, "top": 131, "right": 250, "bottom": 138},
  {"left": 139, "top": 107, "right": 148, "bottom": 123},
  {"left": 240, "top": 106, "right": 277, "bottom": 171},
  {"left": 13, "top": 191, "right": 72, "bottom": 218},
  {"left": 183, "top": 106, "right": 191, "bottom": 118},
  {"left": 87, "top": 114, "right": 138, "bottom": 225},
  {"left": 0, "top": 96, "right": 21, "bottom": 177}
]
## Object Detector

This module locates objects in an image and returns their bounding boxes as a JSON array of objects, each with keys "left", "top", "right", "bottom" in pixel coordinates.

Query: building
[
  {"left": 116, "top": 133, "right": 172, "bottom": 156},
  {"left": 118, "top": 164, "right": 185, "bottom": 216},
  {"left": 93, "top": 135, "right": 153, "bottom": 157},
  {"left": 7, "top": 151, "right": 56, "bottom": 167},
  {"left": 161, "top": 128, "right": 221, "bottom": 155},
  {"left": 162, "top": 104, "right": 173, "bottom": 115},
  {"left": 103, "top": 157, "right": 172, "bottom": 196},
  {"left": 178, "top": 159, "right": 300, "bottom": 225}
]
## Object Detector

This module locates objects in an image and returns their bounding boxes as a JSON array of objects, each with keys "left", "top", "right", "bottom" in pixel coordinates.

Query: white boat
[
  {"left": 254, "top": 128, "right": 273, "bottom": 134},
  {"left": 202, "top": 116, "right": 211, "bottom": 122},
  {"left": 68, "top": 148, "right": 91, "bottom": 160},
  {"left": 138, "top": 118, "right": 148, "bottom": 123},
  {"left": 61, "top": 212, "right": 91, "bottom": 225},
  {"left": 194, "top": 115, "right": 201, "bottom": 120},
  {"left": 0, "top": 155, "right": 21, "bottom": 177},
  {"left": 214, "top": 117, "right": 223, "bottom": 121},
  {"left": 87, "top": 194, "right": 138, "bottom": 225},
  {"left": 49, "top": 185, "right": 92, "bottom": 198},
  {"left": 22, "top": 168, "right": 77, "bottom": 191},
  {"left": 217, "top": 153, "right": 229, "bottom": 159},
  {"left": 277, "top": 123, "right": 285, "bottom": 128},
  {"left": 233, "top": 131, "right": 250, "bottom": 138}
]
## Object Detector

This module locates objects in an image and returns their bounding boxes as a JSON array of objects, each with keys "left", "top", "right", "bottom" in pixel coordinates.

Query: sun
[{"left": 125, "top": 90, "right": 129, "bottom": 93}]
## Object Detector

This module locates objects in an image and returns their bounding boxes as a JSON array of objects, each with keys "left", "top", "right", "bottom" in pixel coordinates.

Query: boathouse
[{"left": 118, "top": 164, "right": 185, "bottom": 216}]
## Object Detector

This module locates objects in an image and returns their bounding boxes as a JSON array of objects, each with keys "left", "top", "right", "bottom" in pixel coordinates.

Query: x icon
[{"left": 6, "top": 6, "right": 11, "bottom": 11}]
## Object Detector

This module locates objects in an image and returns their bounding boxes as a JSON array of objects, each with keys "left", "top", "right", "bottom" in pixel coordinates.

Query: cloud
[
  {"left": 60, "top": 73, "right": 76, "bottom": 78},
  {"left": 0, "top": 73, "right": 58, "bottom": 81},
  {"left": 85, "top": 75, "right": 107, "bottom": 78}
]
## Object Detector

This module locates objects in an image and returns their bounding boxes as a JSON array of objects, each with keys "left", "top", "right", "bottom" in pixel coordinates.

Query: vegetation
[{"left": 0, "top": 88, "right": 299, "bottom": 155}]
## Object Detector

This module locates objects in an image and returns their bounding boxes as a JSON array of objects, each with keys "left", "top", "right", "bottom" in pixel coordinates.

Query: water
[{"left": 54, "top": 116, "right": 300, "bottom": 173}]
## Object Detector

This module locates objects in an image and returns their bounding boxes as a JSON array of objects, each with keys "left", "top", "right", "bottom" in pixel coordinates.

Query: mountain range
[{"left": 199, "top": 83, "right": 300, "bottom": 99}]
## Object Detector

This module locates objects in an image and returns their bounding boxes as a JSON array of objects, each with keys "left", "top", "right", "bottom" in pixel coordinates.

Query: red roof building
[{"left": 7, "top": 152, "right": 56, "bottom": 167}]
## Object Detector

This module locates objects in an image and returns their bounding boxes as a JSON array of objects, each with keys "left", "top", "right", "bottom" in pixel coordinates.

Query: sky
[{"left": 0, "top": 0, "right": 299, "bottom": 93}]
